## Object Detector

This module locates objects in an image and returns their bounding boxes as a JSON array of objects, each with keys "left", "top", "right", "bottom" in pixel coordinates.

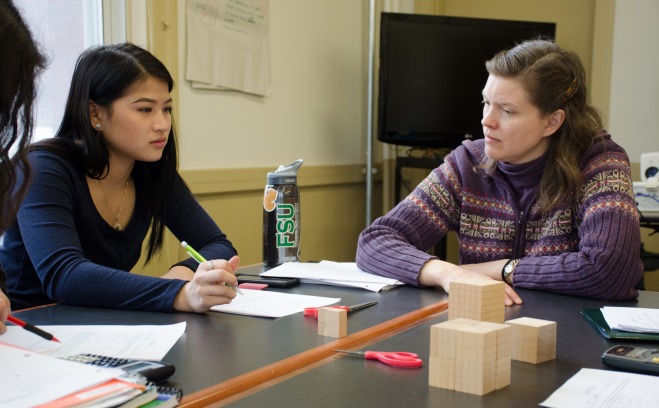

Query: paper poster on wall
[{"left": 186, "top": 0, "right": 271, "bottom": 96}]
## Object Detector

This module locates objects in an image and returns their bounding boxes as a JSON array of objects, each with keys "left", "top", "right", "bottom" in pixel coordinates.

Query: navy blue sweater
[{"left": 0, "top": 149, "right": 237, "bottom": 311}]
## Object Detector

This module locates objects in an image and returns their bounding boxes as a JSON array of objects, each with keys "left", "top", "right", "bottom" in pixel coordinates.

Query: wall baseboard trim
[{"left": 181, "top": 163, "right": 383, "bottom": 195}]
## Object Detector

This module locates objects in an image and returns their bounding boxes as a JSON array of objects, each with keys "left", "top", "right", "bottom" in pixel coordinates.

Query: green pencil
[{"left": 181, "top": 241, "right": 244, "bottom": 295}]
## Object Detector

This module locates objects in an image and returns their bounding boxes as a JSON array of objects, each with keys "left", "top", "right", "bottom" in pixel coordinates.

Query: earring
[{"left": 95, "top": 123, "right": 101, "bottom": 129}]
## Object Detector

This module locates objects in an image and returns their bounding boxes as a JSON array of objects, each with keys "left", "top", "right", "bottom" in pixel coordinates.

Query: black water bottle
[{"left": 263, "top": 159, "right": 303, "bottom": 268}]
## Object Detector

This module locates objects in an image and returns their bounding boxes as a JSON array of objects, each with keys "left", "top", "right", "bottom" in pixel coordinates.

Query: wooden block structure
[
  {"left": 480, "top": 321, "right": 512, "bottom": 390},
  {"left": 429, "top": 318, "right": 511, "bottom": 396},
  {"left": 505, "top": 317, "right": 556, "bottom": 364},
  {"left": 429, "top": 318, "right": 479, "bottom": 391},
  {"left": 317, "top": 307, "right": 347, "bottom": 338},
  {"left": 448, "top": 278, "right": 505, "bottom": 323}
]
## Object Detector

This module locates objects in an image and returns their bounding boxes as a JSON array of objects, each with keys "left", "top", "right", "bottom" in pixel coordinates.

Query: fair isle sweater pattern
[
  {"left": 409, "top": 143, "right": 638, "bottom": 263},
  {"left": 356, "top": 134, "right": 643, "bottom": 300}
]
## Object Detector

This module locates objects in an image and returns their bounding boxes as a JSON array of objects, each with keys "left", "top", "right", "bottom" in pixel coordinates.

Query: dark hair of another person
[
  {"left": 0, "top": 0, "right": 46, "bottom": 233},
  {"left": 36, "top": 43, "right": 178, "bottom": 262},
  {"left": 483, "top": 38, "right": 604, "bottom": 213}
]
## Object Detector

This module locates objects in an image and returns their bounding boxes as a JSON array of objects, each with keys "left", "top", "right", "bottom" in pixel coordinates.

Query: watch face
[{"left": 505, "top": 264, "right": 513, "bottom": 273}]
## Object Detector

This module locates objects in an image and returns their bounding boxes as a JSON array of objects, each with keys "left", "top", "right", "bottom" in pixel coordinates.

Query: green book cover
[{"left": 581, "top": 308, "right": 659, "bottom": 341}]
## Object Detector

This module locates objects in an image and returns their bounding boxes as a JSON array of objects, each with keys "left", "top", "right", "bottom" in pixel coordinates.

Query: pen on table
[
  {"left": 181, "top": 241, "right": 244, "bottom": 295},
  {"left": 6, "top": 315, "right": 61, "bottom": 343}
]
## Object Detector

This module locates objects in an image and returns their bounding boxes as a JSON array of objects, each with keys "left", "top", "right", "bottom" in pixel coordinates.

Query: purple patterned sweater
[{"left": 357, "top": 134, "right": 643, "bottom": 300}]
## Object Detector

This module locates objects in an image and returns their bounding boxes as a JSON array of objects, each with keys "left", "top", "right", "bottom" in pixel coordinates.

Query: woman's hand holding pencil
[{"left": 172, "top": 241, "right": 242, "bottom": 313}]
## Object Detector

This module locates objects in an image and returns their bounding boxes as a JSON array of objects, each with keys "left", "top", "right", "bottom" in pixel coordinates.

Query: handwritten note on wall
[{"left": 186, "top": 0, "right": 271, "bottom": 96}]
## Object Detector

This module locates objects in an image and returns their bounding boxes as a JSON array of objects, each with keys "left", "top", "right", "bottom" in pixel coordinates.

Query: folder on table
[{"left": 580, "top": 308, "right": 659, "bottom": 341}]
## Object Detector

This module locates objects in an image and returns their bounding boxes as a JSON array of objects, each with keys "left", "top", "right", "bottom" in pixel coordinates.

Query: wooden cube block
[
  {"left": 429, "top": 319, "right": 480, "bottom": 389},
  {"left": 429, "top": 319, "right": 510, "bottom": 395},
  {"left": 428, "top": 355, "right": 448, "bottom": 389},
  {"left": 478, "top": 321, "right": 512, "bottom": 389},
  {"left": 454, "top": 325, "right": 499, "bottom": 395},
  {"left": 448, "top": 278, "right": 505, "bottom": 323},
  {"left": 317, "top": 307, "right": 347, "bottom": 338},
  {"left": 429, "top": 318, "right": 480, "bottom": 357},
  {"left": 506, "top": 317, "right": 556, "bottom": 364}
]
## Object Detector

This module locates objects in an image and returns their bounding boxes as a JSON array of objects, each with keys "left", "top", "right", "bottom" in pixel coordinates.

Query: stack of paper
[
  {"left": 0, "top": 343, "right": 128, "bottom": 408},
  {"left": 600, "top": 307, "right": 659, "bottom": 333},
  {"left": 261, "top": 261, "right": 404, "bottom": 292},
  {"left": 0, "top": 322, "right": 188, "bottom": 407}
]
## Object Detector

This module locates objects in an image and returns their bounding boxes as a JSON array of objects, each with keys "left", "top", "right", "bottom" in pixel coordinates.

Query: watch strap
[{"left": 501, "top": 259, "right": 518, "bottom": 285}]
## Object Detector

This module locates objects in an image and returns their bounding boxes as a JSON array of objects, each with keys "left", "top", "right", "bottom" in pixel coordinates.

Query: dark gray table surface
[
  {"left": 225, "top": 288, "right": 659, "bottom": 408},
  {"left": 12, "top": 264, "right": 443, "bottom": 396},
  {"left": 13, "top": 264, "right": 659, "bottom": 407}
]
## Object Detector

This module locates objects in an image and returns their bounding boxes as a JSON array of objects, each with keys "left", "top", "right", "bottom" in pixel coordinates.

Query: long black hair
[
  {"left": 0, "top": 0, "right": 46, "bottom": 233},
  {"left": 42, "top": 43, "right": 178, "bottom": 262}
]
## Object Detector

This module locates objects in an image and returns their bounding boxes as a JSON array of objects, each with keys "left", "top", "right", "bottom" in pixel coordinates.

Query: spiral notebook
[{"left": 139, "top": 384, "right": 183, "bottom": 408}]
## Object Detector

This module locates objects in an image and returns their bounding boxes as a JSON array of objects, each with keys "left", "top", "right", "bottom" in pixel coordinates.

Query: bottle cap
[{"left": 267, "top": 159, "right": 303, "bottom": 185}]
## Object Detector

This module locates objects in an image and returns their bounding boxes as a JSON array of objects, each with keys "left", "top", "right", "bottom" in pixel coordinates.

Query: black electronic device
[
  {"left": 61, "top": 353, "right": 176, "bottom": 383},
  {"left": 236, "top": 274, "right": 299, "bottom": 288},
  {"left": 602, "top": 345, "right": 659, "bottom": 376},
  {"left": 378, "top": 12, "right": 556, "bottom": 148}
]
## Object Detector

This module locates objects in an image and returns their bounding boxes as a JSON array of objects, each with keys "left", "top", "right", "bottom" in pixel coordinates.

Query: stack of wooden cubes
[{"left": 429, "top": 278, "right": 556, "bottom": 395}]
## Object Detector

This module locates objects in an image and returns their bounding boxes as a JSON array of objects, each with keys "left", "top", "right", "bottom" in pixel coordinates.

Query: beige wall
[
  {"left": 175, "top": 0, "right": 369, "bottom": 169},
  {"left": 608, "top": 0, "right": 659, "bottom": 162},
  {"left": 137, "top": 163, "right": 382, "bottom": 276},
  {"left": 136, "top": 0, "right": 375, "bottom": 275},
  {"left": 609, "top": 1, "right": 659, "bottom": 290}
]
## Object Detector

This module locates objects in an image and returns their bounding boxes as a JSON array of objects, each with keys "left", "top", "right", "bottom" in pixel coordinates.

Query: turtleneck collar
[
  {"left": 498, "top": 154, "right": 548, "bottom": 189},
  {"left": 497, "top": 153, "right": 549, "bottom": 206}
]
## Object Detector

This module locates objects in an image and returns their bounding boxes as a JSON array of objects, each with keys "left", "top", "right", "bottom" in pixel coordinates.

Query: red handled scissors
[
  {"left": 334, "top": 349, "right": 422, "bottom": 368},
  {"left": 304, "top": 301, "right": 377, "bottom": 319}
]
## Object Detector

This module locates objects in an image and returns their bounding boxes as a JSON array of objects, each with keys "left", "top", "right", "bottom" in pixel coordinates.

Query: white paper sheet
[
  {"left": 261, "top": 261, "right": 404, "bottom": 292},
  {"left": 186, "top": 0, "right": 271, "bottom": 96},
  {"left": 1, "top": 322, "right": 186, "bottom": 361},
  {"left": 0, "top": 343, "right": 123, "bottom": 408},
  {"left": 601, "top": 307, "right": 659, "bottom": 333},
  {"left": 540, "top": 368, "right": 659, "bottom": 407},
  {"left": 210, "top": 288, "right": 340, "bottom": 318}
]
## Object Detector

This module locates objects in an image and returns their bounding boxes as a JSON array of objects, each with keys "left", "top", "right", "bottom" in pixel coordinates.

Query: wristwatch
[{"left": 502, "top": 259, "right": 518, "bottom": 286}]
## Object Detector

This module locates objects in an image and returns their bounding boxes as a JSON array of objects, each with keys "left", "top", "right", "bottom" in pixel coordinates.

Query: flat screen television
[{"left": 377, "top": 13, "right": 556, "bottom": 148}]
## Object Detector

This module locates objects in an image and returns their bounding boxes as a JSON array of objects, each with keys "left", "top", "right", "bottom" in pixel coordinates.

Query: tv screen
[{"left": 378, "top": 13, "right": 556, "bottom": 148}]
